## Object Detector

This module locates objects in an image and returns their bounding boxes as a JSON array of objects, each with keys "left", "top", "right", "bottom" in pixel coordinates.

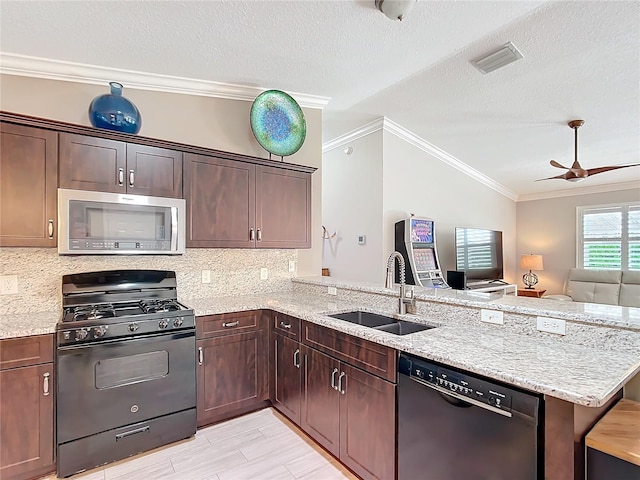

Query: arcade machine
[{"left": 394, "top": 216, "right": 449, "bottom": 288}]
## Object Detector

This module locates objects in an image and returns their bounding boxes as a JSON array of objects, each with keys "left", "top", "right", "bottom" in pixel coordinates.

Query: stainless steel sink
[{"left": 327, "top": 311, "right": 435, "bottom": 335}]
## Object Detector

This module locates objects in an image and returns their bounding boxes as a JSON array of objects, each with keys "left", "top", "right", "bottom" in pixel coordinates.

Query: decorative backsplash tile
[{"left": 0, "top": 248, "right": 296, "bottom": 314}]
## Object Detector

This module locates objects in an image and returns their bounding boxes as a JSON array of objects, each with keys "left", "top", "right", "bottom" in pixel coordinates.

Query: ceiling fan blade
[
  {"left": 550, "top": 160, "right": 569, "bottom": 169},
  {"left": 535, "top": 172, "right": 570, "bottom": 182},
  {"left": 586, "top": 164, "right": 640, "bottom": 177}
]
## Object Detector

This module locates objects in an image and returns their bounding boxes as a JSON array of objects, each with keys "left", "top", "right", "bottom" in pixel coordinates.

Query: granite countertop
[{"left": 3, "top": 291, "right": 639, "bottom": 408}]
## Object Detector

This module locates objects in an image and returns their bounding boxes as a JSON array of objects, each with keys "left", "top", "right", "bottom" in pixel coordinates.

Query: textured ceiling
[{"left": 1, "top": 0, "right": 638, "bottom": 200}]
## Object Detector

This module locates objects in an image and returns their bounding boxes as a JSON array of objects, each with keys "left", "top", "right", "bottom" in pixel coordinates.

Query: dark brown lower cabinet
[
  {"left": 301, "top": 346, "right": 396, "bottom": 480},
  {"left": 0, "top": 336, "right": 55, "bottom": 480},
  {"left": 196, "top": 317, "right": 268, "bottom": 427},
  {"left": 272, "top": 333, "right": 302, "bottom": 425}
]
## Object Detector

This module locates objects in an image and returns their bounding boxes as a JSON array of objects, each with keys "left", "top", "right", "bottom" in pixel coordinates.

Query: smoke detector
[{"left": 470, "top": 42, "right": 523, "bottom": 74}]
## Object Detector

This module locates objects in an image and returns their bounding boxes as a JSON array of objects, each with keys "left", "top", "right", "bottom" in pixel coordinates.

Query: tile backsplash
[{"left": 0, "top": 248, "right": 296, "bottom": 314}]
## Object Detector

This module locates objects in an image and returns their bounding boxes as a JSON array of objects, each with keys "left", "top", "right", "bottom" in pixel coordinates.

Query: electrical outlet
[
  {"left": 0, "top": 275, "right": 18, "bottom": 295},
  {"left": 201, "top": 270, "right": 211, "bottom": 284},
  {"left": 480, "top": 309, "right": 504, "bottom": 325},
  {"left": 327, "top": 286, "right": 337, "bottom": 295},
  {"left": 260, "top": 268, "right": 269, "bottom": 280},
  {"left": 288, "top": 260, "right": 296, "bottom": 273},
  {"left": 537, "top": 316, "right": 566, "bottom": 335}
]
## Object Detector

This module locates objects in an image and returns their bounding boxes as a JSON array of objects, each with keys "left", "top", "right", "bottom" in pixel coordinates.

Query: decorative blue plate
[{"left": 250, "top": 90, "right": 306, "bottom": 157}]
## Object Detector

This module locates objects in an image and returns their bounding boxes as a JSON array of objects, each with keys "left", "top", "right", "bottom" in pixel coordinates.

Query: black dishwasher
[{"left": 398, "top": 353, "right": 543, "bottom": 480}]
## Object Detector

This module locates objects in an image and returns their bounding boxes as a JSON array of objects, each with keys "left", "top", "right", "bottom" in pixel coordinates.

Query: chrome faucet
[{"left": 385, "top": 251, "right": 415, "bottom": 315}]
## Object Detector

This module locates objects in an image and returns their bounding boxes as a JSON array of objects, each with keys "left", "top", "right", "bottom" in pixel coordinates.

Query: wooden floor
[{"left": 41, "top": 408, "right": 359, "bottom": 480}]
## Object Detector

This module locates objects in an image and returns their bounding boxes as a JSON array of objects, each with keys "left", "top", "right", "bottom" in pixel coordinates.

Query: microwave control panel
[{"left": 69, "top": 240, "right": 171, "bottom": 251}]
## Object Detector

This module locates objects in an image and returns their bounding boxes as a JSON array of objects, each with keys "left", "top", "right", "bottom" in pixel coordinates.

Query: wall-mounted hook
[{"left": 322, "top": 226, "right": 337, "bottom": 239}]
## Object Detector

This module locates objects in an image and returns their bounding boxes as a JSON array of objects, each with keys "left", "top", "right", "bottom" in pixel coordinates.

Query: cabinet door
[
  {"left": 126, "top": 144, "right": 183, "bottom": 198},
  {"left": 59, "top": 133, "right": 126, "bottom": 193},
  {"left": 196, "top": 330, "right": 267, "bottom": 426},
  {"left": 184, "top": 154, "right": 255, "bottom": 248},
  {"left": 301, "top": 346, "right": 340, "bottom": 457},
  {"left": 0, "top": 364, "right": 54, "bottom": 480},
  {"left": 255, "top": 166, "right": 311, "bottom": 249},
  {"left": 273, "top": 333, "right": 302, "bottom": 424},
  {"left": 339, "top": 363, "right": 396, "bottom": 480},
  {"left": 0, "top": 123, "right": 57, "bottom": 247}
]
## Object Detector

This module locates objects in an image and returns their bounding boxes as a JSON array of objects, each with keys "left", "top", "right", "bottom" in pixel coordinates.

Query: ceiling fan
[{"left": 537, "top": 120, "right": 640, "bottom": 182}]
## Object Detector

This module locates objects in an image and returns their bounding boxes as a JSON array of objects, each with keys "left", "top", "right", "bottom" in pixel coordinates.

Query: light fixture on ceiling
[
  {"left": 470, "top": 42, "right": 523, "bottom": 74},
  {"left": 375, "top": 0, "right": 417, "bottom": 21}
]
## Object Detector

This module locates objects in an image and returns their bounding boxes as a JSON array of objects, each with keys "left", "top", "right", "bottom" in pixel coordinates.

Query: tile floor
[{"left": 41, "top": 408, "right": 358, "bottom": 480}]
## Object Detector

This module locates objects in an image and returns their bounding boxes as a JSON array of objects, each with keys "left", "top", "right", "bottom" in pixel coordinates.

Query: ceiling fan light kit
[
  {"left": 375, "top": 0, "right": 417, "bottom": 21},
  {"left": 470, "top": 42, "right": 524, "bottom": 74},
  {"left": 537, "top": 119, "right": 640, "bottom": 182}
]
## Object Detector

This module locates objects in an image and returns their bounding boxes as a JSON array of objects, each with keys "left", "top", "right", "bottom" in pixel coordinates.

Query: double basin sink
[{"left": 327, "top": 311, "right": 435, "bottom": 336}]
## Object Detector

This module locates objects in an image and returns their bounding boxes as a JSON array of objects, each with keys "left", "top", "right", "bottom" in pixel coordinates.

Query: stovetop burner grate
[
  {"left": 72, "top": 304, "right": 116, "bottom": 321},
  {"left": 139, "top": 299, "right": 182, "bottom": 314}
]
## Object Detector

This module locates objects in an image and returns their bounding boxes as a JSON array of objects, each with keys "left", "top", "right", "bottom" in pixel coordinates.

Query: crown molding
[
  {"left": 322, "top": 117, "right": 518, "bottom": 201},
  {"left": 0, "top": 52, "right": 331, "bottom": 109},
  {"left": 517, "top": 180, "right": 640, "bottom": 202}
]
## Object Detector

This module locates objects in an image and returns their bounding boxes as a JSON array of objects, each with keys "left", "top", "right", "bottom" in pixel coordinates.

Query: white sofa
[{"left": 545, "top": 269, "right": 640, "bottom": 307}]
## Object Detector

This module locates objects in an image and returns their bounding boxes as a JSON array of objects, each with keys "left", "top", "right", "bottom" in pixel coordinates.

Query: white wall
[
  {"left": 322, "top": 131, "right": 383, "bottom": 282},
  {"left": 382, "top": 131, "right": 517, "bottom": 283},
  {"left": 517, "top": 188, "right": 640, "bottom": 294},
  {"left": 0, "top": 74, "right": 323, "bottom": 276}
]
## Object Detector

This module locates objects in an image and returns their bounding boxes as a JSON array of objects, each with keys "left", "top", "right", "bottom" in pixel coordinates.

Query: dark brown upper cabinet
[
  {"left": 59, "top": 133, "right": 183, "bottom": 198},
  {"left": 184, "top": 153, "right": 311, "bottom": 249},
  {"left": 0, "top": 122, "right": 58, "bottom": 247}
]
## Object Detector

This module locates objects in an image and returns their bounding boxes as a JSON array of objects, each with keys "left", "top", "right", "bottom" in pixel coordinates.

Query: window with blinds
[{"left": 577, "top": 203, "right": 640, "bottom": 270}]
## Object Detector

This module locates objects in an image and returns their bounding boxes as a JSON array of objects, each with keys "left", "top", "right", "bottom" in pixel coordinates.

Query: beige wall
[
  {"left": 516, "top": 188, "right": 640, "bottom": 295},
  {"left": 0, "top": 74, "right": 323, "bottom": 276}
]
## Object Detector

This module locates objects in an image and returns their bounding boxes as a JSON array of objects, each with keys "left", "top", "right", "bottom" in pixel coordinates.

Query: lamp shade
[{"left": 520, "top": 254, "right": 544, "bottom": 271}]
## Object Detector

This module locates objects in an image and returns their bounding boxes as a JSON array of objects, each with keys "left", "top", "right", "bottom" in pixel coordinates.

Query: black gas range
[{"left": 56, "top": 270, "right": 197, "bottom": 478}]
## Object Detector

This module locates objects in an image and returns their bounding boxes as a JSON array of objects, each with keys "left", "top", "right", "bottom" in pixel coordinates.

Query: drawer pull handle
[
  {"left": 279, "top": 321, "right": 291, "bottom": 329},
  {"left": 129, "top": 169, "right": 135, "bottom": 187},
  {"left": 43, "top": 372, "right": 50, "bottom": 396},
  {"left": 257, "top": 228, "right": 262, "bottom": 242},
  {"left": 293, "top": 348, "right": 300, "bottom": 368},
  {"left": 250, "top": 228, "right": 255, "bottom": 241},
  {"left": 116, "top": 425, "right": 150, "bottom": 441},
  {"left": 331, "top": 368, "right": 339, "bottom": 390},
  {"left": 198, "top": 346, "right": 203, "bottom": 366},
  {"left": 338, "top": 372, "right": 346, "bottom": 395},
  {"left": 223, "top": 321, "right": 239, "bottom": 328},
  {"left": 118, "top": 168, "right": 124, "bottom": 186},
  {"left": 47, "top": 220, "right": 54, "bottom": 239}
]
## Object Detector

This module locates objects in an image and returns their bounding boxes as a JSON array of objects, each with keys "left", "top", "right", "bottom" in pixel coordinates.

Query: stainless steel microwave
[{"left": 58, "top": 189, "right": 186, "bottom": 255}]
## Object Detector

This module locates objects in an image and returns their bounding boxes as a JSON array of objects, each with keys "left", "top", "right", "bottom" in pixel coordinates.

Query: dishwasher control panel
[{"left": 399, "top": 355, "right": 512, "bottom": 413}]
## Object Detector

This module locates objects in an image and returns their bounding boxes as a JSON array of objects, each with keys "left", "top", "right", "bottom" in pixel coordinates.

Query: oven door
[{"left": 56, "top": 330, "right": 195, "bottom": 443}]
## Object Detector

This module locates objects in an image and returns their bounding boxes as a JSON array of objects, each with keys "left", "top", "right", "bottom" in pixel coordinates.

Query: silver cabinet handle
[
  {"left": 198, "top": 346, "right": 203, "bottom": 366},
  {"left": 279, "top": 321, "right": 291, "bottom": 329},
  {"left": 331, "top": 368, "right": 339, "bottom": 390},
  {"left": 250, "top": 227, "right": 255, "bottom": 241},
  {"left": 222, "top": 321, "right": 239, "bottom": 327},
  {"left": 257, "top": 228, "right": 262, "bottom": 242},
  {"left": 43, "top": 372, "right": 50, "bottom": 396},
  {"left": 338, "top": 372, "right": 346, "bottom": 395},
  {"left": 293, "top": 349, "right": 300, "bottom": 368},
  {"left": 47, "top": 219, "right": 54, "bottom": 239},
  {"left": 129, "top": 169, "right": 135, "bottom": 187},
  {"left": 118, "top": 168, "right": 124, "bottom": 186}
]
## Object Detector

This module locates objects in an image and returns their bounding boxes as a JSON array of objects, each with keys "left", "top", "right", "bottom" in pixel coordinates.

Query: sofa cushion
[
  {"left": 620, "top": 270, "right": 640, "bottom": 308},
  {"left": 566, "top": 269, "right": 622, "bottom": 305}
]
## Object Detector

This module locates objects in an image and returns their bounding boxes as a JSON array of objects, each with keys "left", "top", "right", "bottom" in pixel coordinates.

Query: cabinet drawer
[
  {"left": 302, "top": 321, "right": 397, "bottom": 383},
  {"left": 0, "top": 335, "right": 54, "bottom": 371},
  {"left": 272, "top": 312, "right": 300, "bottom": 339},
  {"left": 197, "top": 311, "right": 261, "bottom": 339}
]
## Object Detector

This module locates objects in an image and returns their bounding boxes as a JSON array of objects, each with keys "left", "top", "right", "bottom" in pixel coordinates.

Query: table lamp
[{"left": 520, "top": 254, "right": 543, "bottom": 289}]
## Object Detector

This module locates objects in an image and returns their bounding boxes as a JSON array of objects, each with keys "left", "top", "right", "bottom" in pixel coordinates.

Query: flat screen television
[{"left": 455, "top": 227, "right": 504, "bottom": 281}]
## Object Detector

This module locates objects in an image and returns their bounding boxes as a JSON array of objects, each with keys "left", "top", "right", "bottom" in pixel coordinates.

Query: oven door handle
[
  {"left": 115, "top": 425, "right": 150, "bottom": 441},
  {"left": 409, "top": 375, "right": 512, "bottom": 418}
]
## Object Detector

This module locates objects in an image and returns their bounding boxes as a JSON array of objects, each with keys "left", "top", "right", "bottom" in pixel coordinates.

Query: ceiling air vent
[{"left": 470, "top": 42, "right": 523, "bottom": 74}]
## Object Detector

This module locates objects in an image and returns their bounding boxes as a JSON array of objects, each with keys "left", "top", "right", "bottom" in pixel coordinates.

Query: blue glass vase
[{"left": 88, "top": 82, "right": 141, "bottom": 134}]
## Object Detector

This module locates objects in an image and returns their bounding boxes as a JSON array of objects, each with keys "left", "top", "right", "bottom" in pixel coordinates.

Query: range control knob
[
  {"left": 94, "top": 326, "right": 108, "bottom": 338},
  {"left": 75, "top": 328, "right": 89, "bottom": 341},
  {"left": 128, "top": 323, "right": 139, "bottom": 332},
  {"left": 158, "top": 319, "right": 169, "bottom": 329},
  {"left": 173, "top": 317, "right": 183, "bottom": 327}
]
